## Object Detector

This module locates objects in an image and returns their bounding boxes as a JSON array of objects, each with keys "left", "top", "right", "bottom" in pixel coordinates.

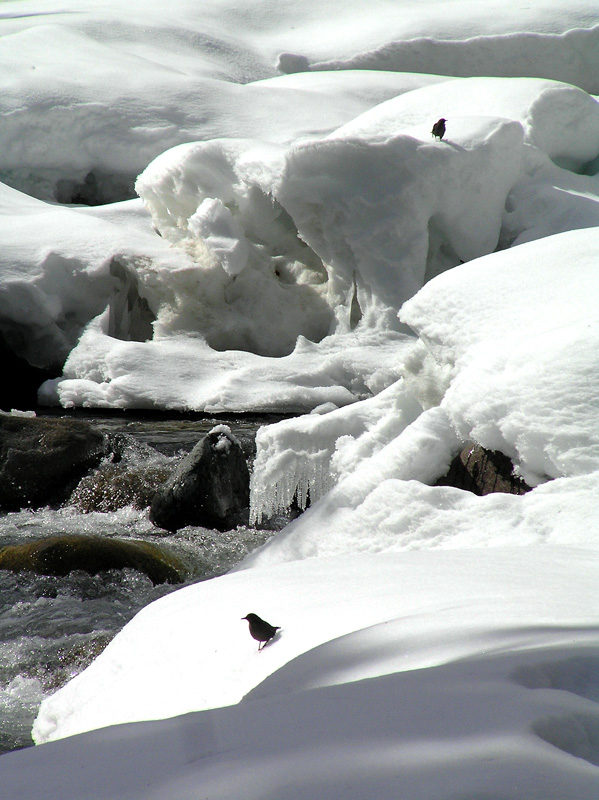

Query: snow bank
[
  {"left": 31, "top": 548, "right": 599, "bottom": 742},
  {"left": 12, "top": 547, "right": 596, "bottom": 799},
  {"left": 0, "top": 185, "right": 178, "bottom": 370},
  {"left": 136, "top": 113, "right": 526, "bottom": 340},
  {"left": 313, "top": 25, "right": 599, "bottom": 95},
  {"left": 0, "top": 0, "right": 458, "bottom": 204},
  {"left": 2, "top": 45, "right": 598, "bottom": 411},
  {"left": 42, "top": 328, "right": 412, "bottom": 413},
  {"left": 402, "top": 227, "right": 599, "bottom": 484},
  {"left": 246, "top": 226, "right": 599, "bottom": 561},
  {"left": 333, "top": 76, "right": 599, "bottom": 168},
  {"left": 2, "top": 2, "right": 598, "bottom": 204},
  {"left": 133, "top": 74, "right": 599, "bottom": 351}
]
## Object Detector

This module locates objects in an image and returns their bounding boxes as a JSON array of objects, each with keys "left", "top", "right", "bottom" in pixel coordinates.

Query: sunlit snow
[{"left": 1, "top": 0, "right": 599, "bottom": 798}]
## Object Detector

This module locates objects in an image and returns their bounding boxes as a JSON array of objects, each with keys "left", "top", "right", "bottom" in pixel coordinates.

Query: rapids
[{"left": 0, "top": 411, "right": 288, "bottom": 752}]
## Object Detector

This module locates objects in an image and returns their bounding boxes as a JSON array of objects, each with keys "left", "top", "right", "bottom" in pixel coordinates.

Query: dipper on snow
[
  {"left": 431, "top": 118, "right": 446, "bottom": 140},
  {"left": 242, "top": 613, "right": 280, "bottom": 650}
]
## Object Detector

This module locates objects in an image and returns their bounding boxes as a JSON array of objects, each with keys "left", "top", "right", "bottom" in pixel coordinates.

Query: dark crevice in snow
[
  {"left": 55, "top": 170, "right": 137, "bottom": 206},
  {"left": 511, "top": 655, "right": 599, "bottom": 703},
  {"left": 108, "top": 259, "right": 156, "bottom": 342},
  {"left": 579, "top": 151, "right": 599, "bottom": 176},
  {"left": 0, "top": 330, "right": 58, "bottom": 410},
  {"left": 533, "top": 713, "right": 599, "bottom": 766},
  {"left": 349, "top": 274, "right": 362, "bottom": 329},
  {"left": 0, "top": 168, "right": 138, "bottom": 206}
]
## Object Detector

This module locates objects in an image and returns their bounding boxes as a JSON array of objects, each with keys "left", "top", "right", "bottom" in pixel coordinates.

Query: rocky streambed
[{"left": 0, "top": 409, "right": 290, "bottom": 754}]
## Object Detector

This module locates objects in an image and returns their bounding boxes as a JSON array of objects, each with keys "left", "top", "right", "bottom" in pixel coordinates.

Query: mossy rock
[{"left": 0, "top": 535, "right": 184, "bottom": 585}]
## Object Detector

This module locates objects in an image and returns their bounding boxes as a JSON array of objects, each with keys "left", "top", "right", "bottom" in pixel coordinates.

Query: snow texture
[
  {"left": 1, "top": 1, "right": 599, "bottom": 798},
  {"left": 9, "top": 550, "right": 599, "bottom": 800}
]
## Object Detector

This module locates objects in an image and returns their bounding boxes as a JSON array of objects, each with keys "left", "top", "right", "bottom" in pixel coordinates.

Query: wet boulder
[
  {"left": 0, "top": 535, "right": 184, "bottom": 585},
  {"left": 0, "top": 413, "right": 109, "bottom": 511},
  {"left": 436, "top": 443, "right": 532, "bottom": 495},
  {"left": 150, "top": 425, "right": 250, "bottom": 531},
  {"left": 69, "top": 434, "right": 171, "bottom": 513}
]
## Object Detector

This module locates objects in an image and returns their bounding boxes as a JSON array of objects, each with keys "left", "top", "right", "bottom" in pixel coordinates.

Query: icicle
[
  {"left": 250, "top": 442, "right": 335, "bottom": 525},
  {"left": 249, "top": 381, "right": 425, "bottom": 525}
]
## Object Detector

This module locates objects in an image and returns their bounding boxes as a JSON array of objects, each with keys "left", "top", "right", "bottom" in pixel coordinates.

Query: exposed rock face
[
  {"left": 0, "top": 414, "right": 108, "bottom": 510},
  {"left": 0, "top": 535, "right": 184, "bottom": 585},
  {"left": 436, "top": 443, "right": 532, "bottom": 496},
  {"left": 150, "top": 425, "right": 250, "bottom": 531}
]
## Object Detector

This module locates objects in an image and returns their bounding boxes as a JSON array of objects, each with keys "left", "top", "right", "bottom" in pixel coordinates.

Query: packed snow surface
[
  {"left": 5, "top": 549, "right": 599, "bottom": 799},
  {"left": 1, "top": 1, "right": 599, "bottom": 799}
]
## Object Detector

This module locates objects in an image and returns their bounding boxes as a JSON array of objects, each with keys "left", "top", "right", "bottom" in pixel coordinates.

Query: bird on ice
[
  {"left": 242, "top": 613, "right": 280, "bottom": 650},
  {"left": 431, "top": 118, "right": 446, "bottom": 140}
]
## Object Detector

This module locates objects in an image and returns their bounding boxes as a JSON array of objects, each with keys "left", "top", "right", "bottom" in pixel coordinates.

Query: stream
[{"left": 0, "top": 410, "right": 289, "bottom": 753}]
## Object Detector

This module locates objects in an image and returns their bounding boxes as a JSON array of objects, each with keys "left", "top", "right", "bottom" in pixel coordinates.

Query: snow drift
[{"left": 20, "top": 73, "right": 598, "bottom": 411}]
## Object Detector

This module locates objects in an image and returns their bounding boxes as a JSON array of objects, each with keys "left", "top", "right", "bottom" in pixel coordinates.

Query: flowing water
[{"left": 0, "top": 410, "right": 290, "bottom": 753}]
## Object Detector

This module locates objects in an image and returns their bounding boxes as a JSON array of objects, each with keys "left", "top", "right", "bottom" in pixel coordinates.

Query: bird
[
  {"left": 242, "top": 613, "right": 280, "bottom": 650},
  {"left": 431, "top": 118, "right": 446, "bottom": 140}
]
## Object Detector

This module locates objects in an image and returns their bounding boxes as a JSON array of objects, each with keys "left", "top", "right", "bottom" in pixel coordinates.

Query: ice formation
[
  {"left": 249, "top": 380, "right": 423, "bottom": 523},
  {"left": 245, "top": 226, "right": 599, "bottom": 563}
]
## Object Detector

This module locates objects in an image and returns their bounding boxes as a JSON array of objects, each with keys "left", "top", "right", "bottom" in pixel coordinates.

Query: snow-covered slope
[
  {"left": 1, "top": 1, "right": 599, "bottom": 799},
  {"left": 0, "top": 1, "right": 598, "bottom": 410},
  {"left": 5, "top": 548, "right": 598, "bottom": 799}
]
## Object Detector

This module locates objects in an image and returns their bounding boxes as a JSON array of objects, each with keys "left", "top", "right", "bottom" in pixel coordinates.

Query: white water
[{"left": 0, "top": 413, "right": 282, "bottom": 753}]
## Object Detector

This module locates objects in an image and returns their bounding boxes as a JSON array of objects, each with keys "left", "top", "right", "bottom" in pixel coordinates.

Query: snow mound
[
  {"left": 312, "top": 24, "right": 599, "bottom": 95},
  {"left": 134, "top": 75, "right": 599, "bottom": 353},
  {"left": 402, "top": 227, "right": 599, "bottom": 484},
  {"left": 31, "top": 548, "right": 599, "bottom": 744},
  {"left": 0, "top": 70, "right": 595, "bottom": 411},
  {"left": 333, "top": 76, "right": 599, "bottom": 170},
  {"left": 244, "top": 226, "right": 599, "bottom": 566}
]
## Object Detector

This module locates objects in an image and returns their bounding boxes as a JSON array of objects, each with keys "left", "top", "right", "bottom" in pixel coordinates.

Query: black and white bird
[
  {"left": 242, "top": 613, "right": 280, "bottom": 650},
  {"left": 431, "top": 118, "right": 446, "bottom": 140}
]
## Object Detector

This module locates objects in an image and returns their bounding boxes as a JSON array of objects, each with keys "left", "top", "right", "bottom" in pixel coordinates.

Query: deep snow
[
  {"left": 1, "top": 1, "right": 599, "bottom": 798},
  {"left": 6, "top": 550, "right": 599, "bottom": 800}
]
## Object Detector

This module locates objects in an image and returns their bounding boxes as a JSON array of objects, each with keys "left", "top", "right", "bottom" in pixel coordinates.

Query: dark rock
[
  {"left": 0, "top": 331, "right": 58, "bottom": 410},
  {"left": 436, "top": 443, "right": 532, "bottom": 496},
  {"left": 0, "top": 414, "right": 109, "bottom": 511},
  {"left": 0, "top": 535, "right": 184, "bottom": 584},
  {"left": 150, "top": 426, "right": 250, "bottom": 532}
]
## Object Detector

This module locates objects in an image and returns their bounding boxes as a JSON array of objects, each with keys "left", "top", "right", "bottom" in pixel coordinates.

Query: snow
[
  {"left": 246, "top": 228, "right": 599, "bottom": 547},
  {"left": 31, "top": 76, "right": 599, "bottom": 409},
  {"left": 5, "top": 550, "right": 599, "bottom": 799},
  {"left": 0, "top": 6, "right": 598, "bottom": 408},
  {"left": 2, "top": 0, "right": 599, "bottom": 797}
]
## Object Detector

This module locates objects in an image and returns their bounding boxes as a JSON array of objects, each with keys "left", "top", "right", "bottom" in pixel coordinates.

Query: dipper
[
  {"left": 432, "top": 118, "right": 446, "bottom": 140},
  {"left": 242, "top": 613, "right": 280, "bottom": 650}
]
